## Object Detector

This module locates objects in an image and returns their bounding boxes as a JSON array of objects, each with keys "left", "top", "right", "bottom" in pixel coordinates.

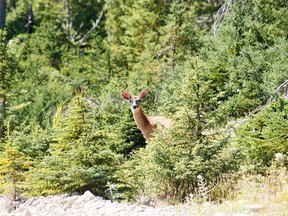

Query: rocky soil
[
  {"left": 0, "top": 191, "right": 193, "bottom": 216},
  {"left": 0, "top": 191, "right": 285, "bottom": 216}
]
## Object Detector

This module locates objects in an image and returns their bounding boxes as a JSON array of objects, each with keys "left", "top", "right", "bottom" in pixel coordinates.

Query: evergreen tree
[
  {"left": 0, "top": 30, "right": 19, "bottom": 138},
  {"left": 5, "top": 0, "right": 30, "bottom": 39},
  {"left": 236, "top": 98, "right": 288, "bottom": 170},
  {"left": 0, "top": 0, "right": 287, "bottom": 202},
  {"left": 30, "top": 90, "right": 120, "bottom": 196},
  {"left": 159, "top": 0, "right": 204, "bottom": 72},
  {"left": 200, "top": 0, "right": 288, "bottom": 118},
  {"left": 118, "top": 58, "right": 240, "bottom": 201},
  {"left": 152, "top": 58, "right": 235, "bottom": 200},
  {"left": 105, "top": 0, "right": 167, "bottom": 88},
  {"left": 0, "top": 120, "right": 30, "bottom": 200},
  {"left": 11, "top": 123, "right": 50, "bottom": 159},
  {"left": 112, "top": 107, "right": 146, "bottom": 157},
  {"left": 7, "top": 2, "right": 71, "bottom": 127}
]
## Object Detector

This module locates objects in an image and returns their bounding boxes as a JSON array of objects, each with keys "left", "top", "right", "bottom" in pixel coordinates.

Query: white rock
[
  {"left": 72, "top": 191, "right": 95, "bottom": 208},
  {"left": 24, "top": 210, "right": 32, "bottom": 216}
]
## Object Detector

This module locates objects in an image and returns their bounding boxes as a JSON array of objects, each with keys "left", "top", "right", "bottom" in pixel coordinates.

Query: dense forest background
[{"left": 0, "top": 0, "right": 287, "bottom": 203}]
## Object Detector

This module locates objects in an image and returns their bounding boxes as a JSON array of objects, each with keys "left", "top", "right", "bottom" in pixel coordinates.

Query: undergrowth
[{"left": 183, "top": 162, "right": 288, "bottom": 215}]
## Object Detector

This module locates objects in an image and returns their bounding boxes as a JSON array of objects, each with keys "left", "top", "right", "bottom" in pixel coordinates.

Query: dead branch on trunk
[
  {"left": 229, "top": 79, "right": 288, "bottom": 136},
  {"left": 64, "top": 1, "right": 104, "bottom": 45},
  {"left": 250, "top": 79, "right": 288, "bottom": 115},
  {"left": 213, "top": 0, "right": 236, "bottom": 39}
]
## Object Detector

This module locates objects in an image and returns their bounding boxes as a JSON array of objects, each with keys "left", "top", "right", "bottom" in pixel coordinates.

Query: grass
[{"left": 181, "top": 165, "right": 288, "bottom": 215}]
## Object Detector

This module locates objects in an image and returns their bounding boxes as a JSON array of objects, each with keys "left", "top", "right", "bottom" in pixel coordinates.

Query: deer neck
[{"left": 132, "top": 107, "right": 155, "bottom": 140}]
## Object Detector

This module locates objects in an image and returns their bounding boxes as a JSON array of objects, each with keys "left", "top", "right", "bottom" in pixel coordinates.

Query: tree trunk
[
  {"left": 65, "top": 0, "right": 71, "bottom": 39},
  {"left": 0, "top": 0, "right": 6, "bottom": 29},
  {"left": 0, "top": 96, "right": 6, "bottom": 138}
]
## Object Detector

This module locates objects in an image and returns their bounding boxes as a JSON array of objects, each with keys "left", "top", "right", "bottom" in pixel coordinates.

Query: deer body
[
  {"left": 133, "top": 106, "right": 156, "bottom": 140},
  {"left": 122, "top": 89, "right": 171, "bottom": 140}
]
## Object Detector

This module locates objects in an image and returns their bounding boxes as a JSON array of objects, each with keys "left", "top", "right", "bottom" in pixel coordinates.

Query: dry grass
[{"left": 185, "top": 166, "right": 288, "bottom": 215}]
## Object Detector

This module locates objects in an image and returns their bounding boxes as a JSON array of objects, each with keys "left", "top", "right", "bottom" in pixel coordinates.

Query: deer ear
[
  {"left": 139, "top": 89, "right": 148, "bottom": 99},
  {"left": 121, "top": 90, "right": 131, "bottom": 100}
]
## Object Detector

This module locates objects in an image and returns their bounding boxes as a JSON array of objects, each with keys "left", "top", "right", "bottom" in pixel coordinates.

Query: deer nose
[{"left": 133, "top": 105, "right": 137, "bottom": 109}]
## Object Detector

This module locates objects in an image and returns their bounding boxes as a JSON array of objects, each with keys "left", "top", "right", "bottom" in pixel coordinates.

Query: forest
[{"left": 0, "top": 0, "right": 287, "bottom": 204}]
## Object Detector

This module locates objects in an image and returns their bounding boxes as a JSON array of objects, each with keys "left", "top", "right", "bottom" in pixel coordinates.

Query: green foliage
[
  {"left": 117, "top": 131, "right": 241, "bottom": 202},
  {"left": 29, "top": 91, "right": 120, "bottom": 196},
  {"left": 111, "top": 108, "right": 146, "bottom": 157},
  {"left": 0, "top": 121, "right": 31, "bottom": 200},
  {"left": 11, "top": 123, "right": 50, "bottom": 159},
  {"left": 0, "top": 30, "right": 20, "bottom": 137},
  {"left": 236, "top": 98, "right": 288, "bottom": 170},
  {"left": 199, "top": 0, "right": 288, "bottom": 118},
  {"left": 7, "top": 4, "right": 71, "bottom": 127},
  {"left": 5, "top": 0, "right": 30, "bottom": 39},
  {"left": 118, "top": 58, "right": 242, "bottom": 201},
  {"left": 0, "top": 0, "right": 287, "bottom": 204},
  {"left": 69, "top": 0, "right": 105, "bottom": 36},
  {"left": 96, "top": 79, "right": 147, "bottom": 157}
]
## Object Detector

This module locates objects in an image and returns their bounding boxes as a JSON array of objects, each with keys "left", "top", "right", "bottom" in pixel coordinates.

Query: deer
[{"left": 121, "top": 89, "right": 172, "bottom": 140}]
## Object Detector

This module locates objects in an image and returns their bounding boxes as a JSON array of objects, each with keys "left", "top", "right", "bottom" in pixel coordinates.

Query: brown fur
[{"left": 122, "top": 89, "right": 171, "bottom": 140}]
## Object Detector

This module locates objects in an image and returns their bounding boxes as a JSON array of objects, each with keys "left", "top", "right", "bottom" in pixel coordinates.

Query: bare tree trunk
[
  {"left": 0, "top": 96, "right": 6, "bottom": 138},
  {"left": 65, "top": 0, "right": 72, "bottom": 39},
  {"left": 0, "top": 0, "right": 6, "bottom": 29}
]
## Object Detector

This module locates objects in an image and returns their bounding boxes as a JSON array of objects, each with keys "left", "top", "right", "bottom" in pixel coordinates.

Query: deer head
[
  {"left": 121, "top": 89, "right": 171, "bottom": 140},
  {"left": 121, "top": 89, "right": 148, "bottom": 113}
]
